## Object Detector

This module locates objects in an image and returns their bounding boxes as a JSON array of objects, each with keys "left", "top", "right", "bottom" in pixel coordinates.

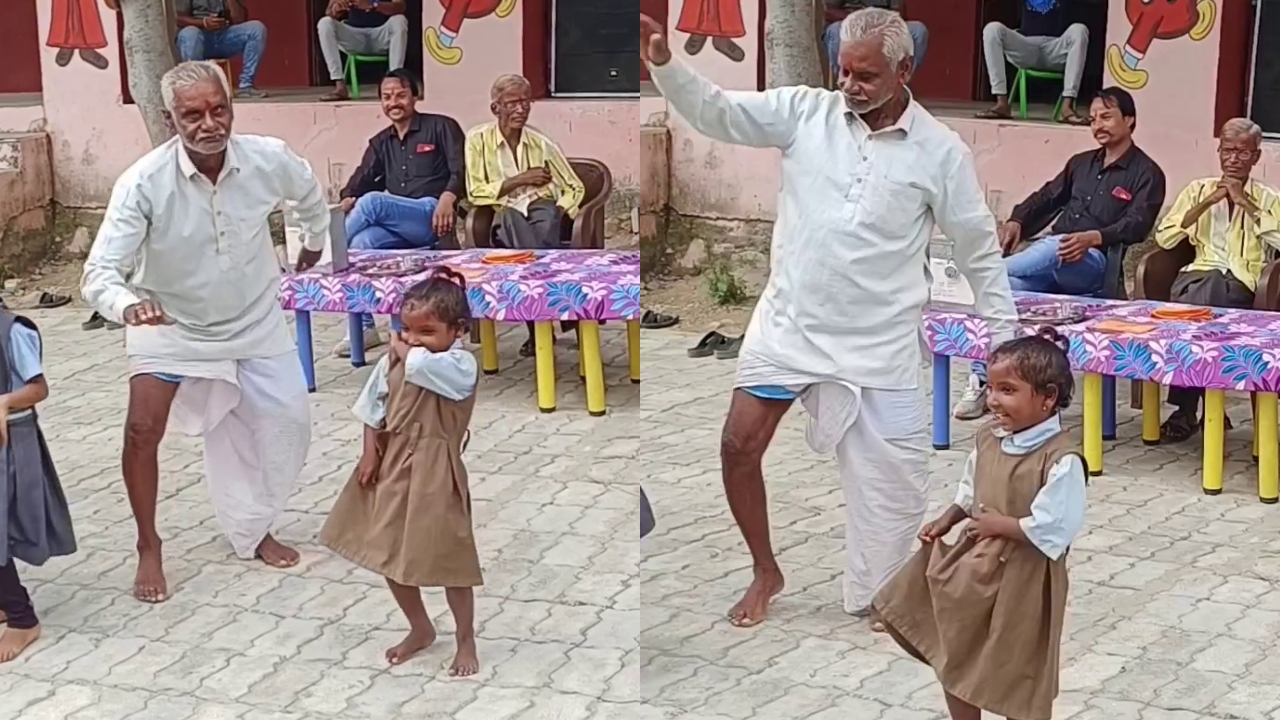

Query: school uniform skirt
[{"left": 1, "top": 414, "right": 76, "bottom": 567}]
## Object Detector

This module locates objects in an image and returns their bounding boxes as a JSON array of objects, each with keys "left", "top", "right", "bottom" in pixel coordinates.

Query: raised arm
[
  {"left": 275, "top": 140, "right": 331, "bottom": 254},
  {"left": 1154, "top": 181, "right": 1210, "bottom": 250},
  {"left": 403, "top": 345, "right": 478, "bottom": 401},
  {"left": 932, "top": 145, "right": 1018, "bottom": 347},
  {"left": 81, "top": 179, "right": 149, "bottom": 323}
]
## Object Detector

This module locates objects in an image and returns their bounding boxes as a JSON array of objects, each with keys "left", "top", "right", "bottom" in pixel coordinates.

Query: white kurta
[
  {"left": 82, "top": 134, "right": 330, "bottom": 559},
  {"left": 649, "top": 57, "right": 1019, "bottom": 612}
]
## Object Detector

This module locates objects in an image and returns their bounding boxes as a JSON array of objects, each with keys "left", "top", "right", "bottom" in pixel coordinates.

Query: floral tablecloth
[
  {"left": 926, "top": 293, "right": 1280, "bottom": 392},
  {"left": 280, "top": 249, "right": 641, "bottom": 322}
]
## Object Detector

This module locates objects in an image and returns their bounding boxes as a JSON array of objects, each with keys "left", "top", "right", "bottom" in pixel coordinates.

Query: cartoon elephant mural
[{"left": 1107, "top": 0, "right": 1217, "bottom": 91}]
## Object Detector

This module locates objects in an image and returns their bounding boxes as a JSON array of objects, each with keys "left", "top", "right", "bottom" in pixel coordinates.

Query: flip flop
[
  {"left": 714, "top": 336, "right": 744, "bottom": 360},
  {"left": 640, "top": 310, "right": 680, "bottom": 330},
  {"left": 1057, "top": 114, "right": 1091, "bottom": 126},
  {"left": 687, "top": 331, "right": 729, "bottom": 358},
  {"left": 974, "top": 109, "right": 1012, "bottom": 120},
  {"left": 36, "top": 292, "right": 71, "bottom": 309}
]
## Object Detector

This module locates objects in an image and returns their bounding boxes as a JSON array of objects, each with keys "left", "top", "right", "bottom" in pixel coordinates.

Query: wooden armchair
[{"left": 461, "top": 158, "right": 614, "bottom": 250}]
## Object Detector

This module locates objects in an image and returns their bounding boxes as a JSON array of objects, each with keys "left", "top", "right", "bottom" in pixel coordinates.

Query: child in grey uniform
[{"left": 0, "top": 309, "right": 76, "bottom": 662}]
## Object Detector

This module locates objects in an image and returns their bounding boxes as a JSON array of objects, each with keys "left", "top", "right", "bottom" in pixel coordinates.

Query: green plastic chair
[
  {"left": 1009, "top": 67, "right": 1064, "bottom": 121},
  {"left": 343, "top": 53, "right": 389, "bottom": 99}
]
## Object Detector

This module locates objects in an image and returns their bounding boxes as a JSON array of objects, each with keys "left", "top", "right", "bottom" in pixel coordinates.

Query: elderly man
[
  {"left": 642, "top": 8, "right": 1017, "bottom": 627},
  {"left": 175, "top": 0, "right": 268, "bottom": 98},
  {"left": 1154, "top": 118, "right": 1280, "bottom": 442},
  {"left": 82, "top": 61, "right": 330, "bottom": 604},
  {"left": 317, "top": 0, "right": 409, "bottom": 101},
  {"left": 465, "top": 74, "right": 586, "bottom": 355}
]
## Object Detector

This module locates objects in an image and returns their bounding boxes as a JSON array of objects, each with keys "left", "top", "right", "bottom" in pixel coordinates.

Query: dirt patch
[{"left": 645, "top": 274, "right": 757, "bottom": 336}]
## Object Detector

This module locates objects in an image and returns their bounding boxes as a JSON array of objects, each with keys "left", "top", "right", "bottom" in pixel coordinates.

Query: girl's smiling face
[
  {"left": 986, "top": 358, "right": 1059, "bottom": 434},
  {"left": 399, "top": 306, "right": 464, "bottom": 353}
]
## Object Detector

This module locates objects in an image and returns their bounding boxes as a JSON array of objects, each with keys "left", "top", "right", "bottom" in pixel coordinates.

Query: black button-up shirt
[
  {"left": 1010, "top": 144, "right": 1166, "bottom": 248},
  {"left": 341, "top": 113, "right": 466, "bottom": 201}
]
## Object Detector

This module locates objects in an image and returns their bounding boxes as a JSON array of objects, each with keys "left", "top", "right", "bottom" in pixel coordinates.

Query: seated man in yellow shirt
[
  {"left": 1154, "top": 117, "right": 1280, "bottom": 442},
  {"left": 466, "top": 73, "right": 586, "bottom": 355}
]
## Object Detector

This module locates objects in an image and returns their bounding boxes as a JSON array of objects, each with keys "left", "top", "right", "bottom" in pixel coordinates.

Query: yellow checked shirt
[
  {"left": 1155, "top": 177, "right": 1280, "bottom": 291},
  {"left": 464, "top": 122, "right": 585, "bottom": 219}
]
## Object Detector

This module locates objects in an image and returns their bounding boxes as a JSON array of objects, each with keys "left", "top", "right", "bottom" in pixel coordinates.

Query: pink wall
[
  {"left": 662, "top": 0, "right": 1280, "bottom": 221},
  {"left": 32, "top": 0, "right": 636, "bottom": 207}
]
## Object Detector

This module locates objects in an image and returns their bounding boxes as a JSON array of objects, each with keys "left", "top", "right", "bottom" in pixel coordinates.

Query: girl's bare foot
[
  {"left": 134, "top": 547, "right": 168, "bottom": 603},
  {"left": 0, "top": 624, "right": 41, "bottom": 663},
  {"left": 449, "top": 636, "right": 480, "bottom": 677},
  {"left": 386, "top": 626, "right": 437, "bottom": 665},
  {"left": 727, "top": 567, "right": 785, "bottom": 628},
  {"left": 256, "top": 535, "right": 300, "bottom": 569}
]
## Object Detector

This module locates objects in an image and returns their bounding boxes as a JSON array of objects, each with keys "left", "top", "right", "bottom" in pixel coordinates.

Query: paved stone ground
[
  {"left": 1, "top": 309, "right": 638, "bottom": 720},
  {"left": 642, "top": 329, "right": 1280, "bottom": 720}
]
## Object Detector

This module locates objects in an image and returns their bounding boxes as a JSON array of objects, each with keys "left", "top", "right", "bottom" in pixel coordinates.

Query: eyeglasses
[
  {"left": 1219, "top": 148, "right": 1256, "bottom": 160},
  {"left": 498, "top": 98, "right": 532, "bottom": 111}
]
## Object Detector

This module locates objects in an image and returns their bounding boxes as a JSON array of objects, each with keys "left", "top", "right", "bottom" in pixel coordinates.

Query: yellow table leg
[
  {"left": 534, "top": 321, "right": 556, "bottom": 413},
  {"left": 577, "top": 325, "right": 586, "bottom": 379},
  {"left": 1203, "top": 389, "right": 1225, "bottom": 495},
  {"left": 580, "top": 321, "right": 606, "bottom": 417},
  {"left": 627, "top": 320, "right": 641, "bottom": 384},
  {"left": 1083, "top": 373, "right": 1103, "bottom": 477},
  {"left": 1253, "top": 394, "right": 1261, "bottom": 461},
  {"left": 1258, "top": 393, "right": 1278, "bottom": 503},
  {"left": 479, "top": 320, "right": 499, "bottom": 375},
  {"left": 1141, "top": 381, "right": 1161, "bottom": 446}
]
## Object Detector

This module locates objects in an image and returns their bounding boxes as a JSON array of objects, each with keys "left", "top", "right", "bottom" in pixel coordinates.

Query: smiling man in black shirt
[
  {"left": 954, "top": 87, "right": 1167, "bottom": 420},
  {"left": 333, "top": 69, "right": 465, "bottom": 357}
]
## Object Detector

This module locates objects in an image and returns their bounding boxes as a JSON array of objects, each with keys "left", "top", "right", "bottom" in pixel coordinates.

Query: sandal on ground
[
  {"left": 81, "top": 312, "right": 105, "bottom": 331},
  {"left": 714, "top": 336, "right": 744, "bottom": 360},
  {"left": 640, "top": 310, "right": 680, "bottom": 330},
  {"left": 319, "top": 90, "right": 349, "bottom": 102},
  {"left": 687, "top": 331, "right": 729, "bottom": 358},
  {"left": 1057, "top": 113, "right": 1091, "bottom": 126},
  {"left": 1161, "top": 412, "right": 1197, "bottom": 443},
  {"left": 974, "top": 108, "right": 1012, "bottom": 120},
  {"left": 36, "top": 292, "right": 71, "bottom": 309}
]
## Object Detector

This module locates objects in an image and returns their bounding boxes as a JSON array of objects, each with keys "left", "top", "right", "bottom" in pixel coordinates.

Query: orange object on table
[
  {"left": 1092, "top": 319, "right": 1157, "bottom": 335},
  {"left": 1151, "top": 307, "right": 1214, "bottom": 321},
  {"left": 482, "top": 250, "right": 536, "bottom": 265}
]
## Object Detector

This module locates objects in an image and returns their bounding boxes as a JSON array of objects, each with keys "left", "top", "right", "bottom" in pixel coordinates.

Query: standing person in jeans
[
  {"left": 317, "top": 0, "right": 410, "bottom": 101},
  {"left": 174, "top": 0, "right": 269, "bottom": 99},
  {"left": 335, "top": 69, "right": 466, "bottom": 358},
  {"left": 953, "top": 87, "right": 1165, "bottom": 420},
  {"left": 823, "top": 1, "right": 927, "bottom": 81},
  {"left": 976, "top": 0, "right": 1089, "bottom": 124}
]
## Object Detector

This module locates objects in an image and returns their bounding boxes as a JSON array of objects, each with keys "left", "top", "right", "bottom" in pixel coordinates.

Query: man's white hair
[
  {"left": 1222, "top": 117, "right": 1263, "bottom": 146},
  {"left": 490, "top": 73, "right": 532, "bottom": 102},
  {"left": 839, "top": 7, "right": 913, "bottom": 68},
  {"left": 160, "top": 60, "right": 232, "bottom": 113}
]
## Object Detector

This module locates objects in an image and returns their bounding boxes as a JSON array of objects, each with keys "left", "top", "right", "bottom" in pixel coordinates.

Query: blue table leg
[
  {"left": 295, "top": 310, "right": 316, "bottom": 393},
  {"left": 348, "top": 312, "right": 366, "bottom": 368},
  {"left": 933, "top": 354, "right": 951, "bottom": 450},
  {"left": 1103, "top": 375, "right": 1117, "bottom": 441}
]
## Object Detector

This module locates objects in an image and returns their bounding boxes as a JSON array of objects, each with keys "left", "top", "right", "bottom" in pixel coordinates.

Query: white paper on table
[{"left": 929, "top": 257, "right": 975, "bottom": 306}]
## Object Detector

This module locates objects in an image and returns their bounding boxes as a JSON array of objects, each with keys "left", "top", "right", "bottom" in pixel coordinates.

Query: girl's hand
[
  {"left": 0, "top": 397, "right": 9, "bottom": 446},
  {"left": 966, "top": 504, "right": 1013, "bottom": 541},
  {"left": 356, "top": 452, "right": 381, "bottom": 487},
  {"left": 390, "top": 330, "right": 409, "bottom": 361},
  {"left": 918, "top": 518, "right": 951, "bottom": 543}
]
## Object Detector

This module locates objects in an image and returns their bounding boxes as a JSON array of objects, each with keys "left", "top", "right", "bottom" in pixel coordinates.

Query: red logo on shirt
[
  {"left": 416, "top": 143, "right": 435, "bottom": 153},
  {"left": 1112, "top": 187, "right": 1132, "bottom": 202}
]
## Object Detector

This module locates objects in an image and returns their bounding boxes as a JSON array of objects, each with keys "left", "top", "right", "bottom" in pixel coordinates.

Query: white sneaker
[
  {"left": 952, "top": 375, "right": 989, "bottom": 420},
  {"left": 332, "top": 326, "right": 386, "bottom": 358}
]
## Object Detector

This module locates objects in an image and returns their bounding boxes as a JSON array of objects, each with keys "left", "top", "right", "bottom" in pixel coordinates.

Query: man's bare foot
[
  {"left": 256, "top": 535, "right": 300, "bottom": 569},
  {"left": 386, "top": 626, "right": 437, "bottom": 665},
  {"left": 449, "top": 635, "right": 480, "bottom": 677},
  {"left": 134, "top": 547, "right": 168, "bottom": 603},
  {"left": 727, "top": 567, "right": 785, "bottom": 628},
  {"left": 0, "top": 624, "right": 41, "bottom": 663}
]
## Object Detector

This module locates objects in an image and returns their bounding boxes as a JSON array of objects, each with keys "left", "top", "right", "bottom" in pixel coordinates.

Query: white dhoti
[
  {"left": 737, "top": 354, "right": 931, "bottom": 614},
  {"left": 130, "top": 351, "right": 311, "bottom": 559}
]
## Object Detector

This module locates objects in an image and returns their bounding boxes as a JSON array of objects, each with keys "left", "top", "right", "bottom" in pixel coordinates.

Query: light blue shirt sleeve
[
  {"left": 8, "top": 323, "right": 43, "bottom": 384},
  {"left": 1019, "top": 455, "right": 1087, "bottom": 561},
  {"left": 351, "top": 354, "right": 390, "bottom": 429},
  {"left": 402, "top": 343, "right": 478, "bottom": 401}
]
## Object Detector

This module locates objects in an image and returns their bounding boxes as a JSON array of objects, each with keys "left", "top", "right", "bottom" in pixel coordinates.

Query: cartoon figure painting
[
  {"left": 677, "top": 0, "right": 746, "bottom": 62},
  {"left": 1107, "top": 0, "right": 1216, "bottom": 90},
  {"left": 424, "top": 0, "right": 518, "bottom": 66},
  {"left": 47, "top": 0, "right": 117, "bottom": 70}
]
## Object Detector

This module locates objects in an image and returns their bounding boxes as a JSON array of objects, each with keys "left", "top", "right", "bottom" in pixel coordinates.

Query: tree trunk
[
  {"left": 117, "top": 0, "right": 177, "bottom": 147},
  {"left": 762, "top": 0, "right": 823, "bottom": 89}
]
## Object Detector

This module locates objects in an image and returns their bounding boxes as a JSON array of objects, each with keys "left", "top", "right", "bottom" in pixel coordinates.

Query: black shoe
[{"left": 82, "top": 312, "right": 105, "bottom": 331}]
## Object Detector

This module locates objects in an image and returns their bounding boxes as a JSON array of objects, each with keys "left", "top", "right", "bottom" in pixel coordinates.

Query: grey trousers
[
  {"left": 1168, "top": 269, "right": 1255, "bottom": 414},
  {"left": 316, "top": 15, "right": 408, "bottom": 81},
  {"left": 982, "top": 21, "right": 1089, "bottom": 98},
  {"left": 496, "top": 199, "right": 563, "bottom": 250}
]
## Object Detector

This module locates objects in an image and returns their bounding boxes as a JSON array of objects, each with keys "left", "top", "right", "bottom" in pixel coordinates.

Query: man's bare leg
[
  {"left": 256, "top": 535, "right": 300, "bottom": 568},
  {"left": 384, "top": 578, "right": 437, "bottom": 665},
  {"left": 123, "top": 376, "right": 180, "bottom": 603},
  {"left": 445, "top": 587, "right": 479, "bottom": 676},
  {"left": 722, "top": 389, "right": 793, "bottom": 627},
  {"left": 943, "top": 691, "right": 981, "bottom": 720}
]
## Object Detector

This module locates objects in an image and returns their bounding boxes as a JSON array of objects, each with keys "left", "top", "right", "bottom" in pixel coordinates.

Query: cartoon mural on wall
[
  {"left": 1107, "top": 0, "right": 1216, "bottom": 90},
  {"left": 677, "top": 0, "right": 746, "bottom": 62},
  {"left": 424, "top": 0, "right": 518, "bottom": 66},
  {"left": 47, "top": 0, "right": 117, "bottom": 70}
]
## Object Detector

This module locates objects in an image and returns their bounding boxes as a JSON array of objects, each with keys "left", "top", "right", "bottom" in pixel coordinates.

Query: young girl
[
  {"left": 874, "top": 328, "right": 1087, "bottom": 720},
  {"left": 0, "top": 307, "right": 76, "bottom": 663},
  {"left": 320, "top": 268, "right": 483, "bottom": 676}
]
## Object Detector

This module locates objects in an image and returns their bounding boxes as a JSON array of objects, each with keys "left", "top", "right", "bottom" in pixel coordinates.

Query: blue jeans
[
  {"left": 825, "top": 19, "right": 927, "bottom": 79},
  {"left": 973, "top": 235, "right": 1105, "bottom": 381},
  {"left": 176, "top": 21, "right": 267, "bottom": 89},
  {"left": 346, "top": 192, "right": 441, "bottom": 329}
]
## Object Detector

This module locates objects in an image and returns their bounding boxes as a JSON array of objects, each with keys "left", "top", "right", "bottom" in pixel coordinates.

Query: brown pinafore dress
[
  {"left": 321, "top": 352, "right": 483, "bottom": 588},
  {"left": 874, "top": 425, "right": 1079, "bottom": 720}
]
